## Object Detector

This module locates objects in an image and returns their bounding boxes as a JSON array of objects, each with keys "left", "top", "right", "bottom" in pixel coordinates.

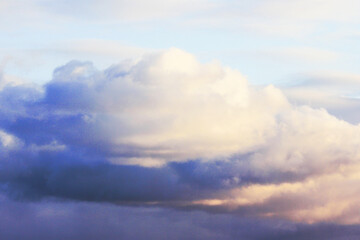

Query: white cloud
[
  {"left": 85, "top": 49, "right": 291, "bottom": 164},
  {"left": 3, "top": 48, "right": 360, "bottom": 224},
  {"left": 58, "top": 39, "right": 152, "bottom": 59},
  {"left": 0, "top": 129, "right": 22, "bottom": 150},
  {"left": 184, "top": 0, "right": 360, "bottom": 37},
  {"left": 271, "top": 47, "right": 339, "bottom": 63},
  {"left": 90, "top": 0, "right": 212, "bottom": 21},
  {"left": 0, "top": 59, "right": 25, "bottom": 89},
  {"left": 2, "top": 0, "right": 360, "bottom": 42},
  {"left": 0, "top": 0, "right": 211, "bottom": 25},
  {"left": 237, "top": 0, "right": 360, "bottom": 36},
  {"left": 67, "top": 49, "right": 360, "bottom": 223},
  {"left": 256, "top": 0, "right": 360, "bottom": 23},
  {"left": 39, "top": 48, "right": 360, "bottom": 171},
  {"left": 29, "top": 140, "right": 66, "bottom": 152},
  {"left": 283, "top": 71, "right": 360, "bottom": 123}
]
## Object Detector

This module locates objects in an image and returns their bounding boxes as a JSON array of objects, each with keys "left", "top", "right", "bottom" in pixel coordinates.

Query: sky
[{"left": 2, "top": 0, "right": 360, "bottom": 239}]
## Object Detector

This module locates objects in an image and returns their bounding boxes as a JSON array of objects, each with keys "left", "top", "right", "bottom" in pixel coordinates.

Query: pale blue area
[{"left": 1, "top": 0, "right": 360, "bottom": 87}]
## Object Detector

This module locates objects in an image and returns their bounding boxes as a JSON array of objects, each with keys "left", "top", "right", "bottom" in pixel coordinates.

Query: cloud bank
[
  {"left": 1, "top": 48, "right": 360, "bottom": 224},
  {"left": 1, "top": 196, "right": 360, "bottom": 240}
]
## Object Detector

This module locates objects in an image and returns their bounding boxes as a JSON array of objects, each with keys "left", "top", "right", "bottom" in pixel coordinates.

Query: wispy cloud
[
  {"left": 283, "top": 71, "right": 360, "bottom": 123},
  {"left": 4, "top": 0, "right": 360, "bottom": 37}
]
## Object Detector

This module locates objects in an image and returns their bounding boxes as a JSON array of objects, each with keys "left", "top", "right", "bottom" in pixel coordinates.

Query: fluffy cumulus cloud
[{"left": 1, "top": 48, "right": 360, "bottom": 228}]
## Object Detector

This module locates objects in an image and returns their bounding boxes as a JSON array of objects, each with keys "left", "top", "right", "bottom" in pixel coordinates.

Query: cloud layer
[
  {"left": 2, "top": 195, "right": 360, "bottom": 240},
  {"left": 1, "top": 48, "right": 360, "bottom": 224},
  {"left": 4, "top": 0, "right": 360, "bottom": 38}
]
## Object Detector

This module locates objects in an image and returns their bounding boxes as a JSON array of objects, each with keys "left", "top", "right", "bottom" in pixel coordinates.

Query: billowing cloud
[{"left": 1, "top": 48, "right": 360, "bottom": 225}]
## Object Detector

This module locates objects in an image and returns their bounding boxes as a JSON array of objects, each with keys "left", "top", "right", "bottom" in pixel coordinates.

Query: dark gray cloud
[
  {"left": 0, "top": 149, "right": 263, "bottom": 203},
  {"left": 0, "top": 196, "right": 359, "bottom": 240}
]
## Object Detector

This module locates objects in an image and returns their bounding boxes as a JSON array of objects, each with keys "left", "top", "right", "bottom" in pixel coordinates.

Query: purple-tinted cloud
[
  {"left": 1, "top": 49, "right": 360, "bottom": 226},
  {"left": 0, "top": 196, "right": 359, "bottom": 240}
]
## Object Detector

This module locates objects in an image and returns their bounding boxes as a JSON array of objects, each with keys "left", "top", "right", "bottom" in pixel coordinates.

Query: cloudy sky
[{"left": 1, "top": 0, "right": 360, "bottom": 239}]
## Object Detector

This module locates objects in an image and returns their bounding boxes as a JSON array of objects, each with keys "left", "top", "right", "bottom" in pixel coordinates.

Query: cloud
[
  {"left": 283, "top": 71, "right": 360, "bottom": 123},
  {"left": 57, "top": 39, "right": 152, "bottom": 59},
  {"left": 0, "top": 59, "right": 24, "bottom": 89},
  {"left": 0, "top": 195, "right": 360, "bottom": 240},
  {"left": 1, "top": 48, "right": 360, "bottom": 224},
  {"left": 89, "top": 0, "right": 211, "bottom": 21},
  {"left": 266, "top": 47, "right": 339, "bottom": 63},
  {"left": 240, "top": 0, "right": 360, "bottom": 36},
  {"left": 181, "top": 0, "right": 360, "bottom": 37},
  {"left": 4, "top": 0, "right": 360, "bottom": 38},
  {"left": 0, "top": 0, "right": 210, "bottom": 26},
  {"left": 255, "top": 0, "right": 360, "bottom": 23},
  {"left": 0, "top": 48, "right": 290, "bottom": 164}
]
